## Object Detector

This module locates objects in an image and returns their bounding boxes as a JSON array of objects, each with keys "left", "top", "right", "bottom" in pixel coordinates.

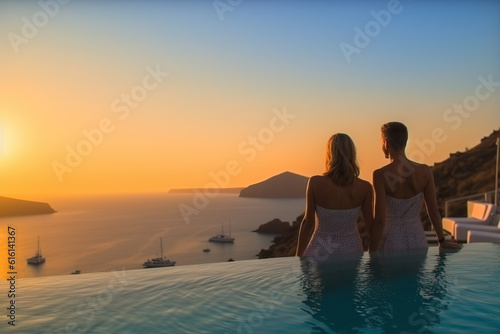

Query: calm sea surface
[{"left": 0, "top": 193, "right": 305, "bottom": 279}]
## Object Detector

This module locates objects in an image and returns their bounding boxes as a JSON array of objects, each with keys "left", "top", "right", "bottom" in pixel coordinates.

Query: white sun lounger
[
  {"left": 455, "top": 220, "right": 500, "bottom": 242},
  {"left": 442, "top": 202, "right": 495, "bottom": 241},
  {"left": 467, "top": 229, "right": 500, "bottom": 243}
]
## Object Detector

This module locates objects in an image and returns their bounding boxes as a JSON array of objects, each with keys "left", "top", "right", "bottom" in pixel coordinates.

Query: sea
[{"left": 0, "top": 193, "right": 305, "bottom": 279}]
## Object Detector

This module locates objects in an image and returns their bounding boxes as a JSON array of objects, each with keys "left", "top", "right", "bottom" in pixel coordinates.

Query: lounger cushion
[
  {"left": 454, "top": 223, "right": 500, "bottom": 242},
  {"left": 442, "top": 217, "right": 488, "bottom": 237},
  {"left": 470, "top": 204, "right": 487, "bottom": 220},
  {"left": 467, "top": 230, "right": 500, "bottom": 243}
]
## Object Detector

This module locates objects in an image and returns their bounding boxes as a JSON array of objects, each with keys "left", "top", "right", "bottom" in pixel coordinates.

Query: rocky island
[
  {"left": 239, "top": 171, "right": 308, "bottom": 198},
  {"left": 0, "top": 196, "right": 56, "bottom": 218},
  {"left": 253, "top": 218, "right": 291, "bottom": 234}
]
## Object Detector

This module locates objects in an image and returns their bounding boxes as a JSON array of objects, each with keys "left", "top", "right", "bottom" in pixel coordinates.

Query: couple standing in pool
[{"left": 296, "top": 122, "right": 461, "bottom": 258}]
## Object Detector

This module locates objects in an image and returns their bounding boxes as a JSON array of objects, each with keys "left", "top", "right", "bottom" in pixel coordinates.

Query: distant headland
[
  {"left": 169, "top": 171, "right": 309, "bottom": 199},
  {"left": 239, "top": 171, "right": 308, "bottom": 198},
  {"left": 0, "top": 196, "right": 56, "bottom": 218},
  {"left": 168, "top": 188, "right": 244, "bottom": 194}
]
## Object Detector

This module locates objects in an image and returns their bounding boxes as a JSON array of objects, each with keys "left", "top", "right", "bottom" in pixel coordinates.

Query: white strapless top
[
  {"left": 302, "top": 205, "right": 363, "bottom": 258},
  {"left": 379, "top": 193, "right": 428, "bottom": 250}
]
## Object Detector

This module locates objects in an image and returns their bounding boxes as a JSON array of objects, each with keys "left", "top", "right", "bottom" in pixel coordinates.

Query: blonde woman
[{"left": 296, "top": 134, "right": 373, "bottom": 258}]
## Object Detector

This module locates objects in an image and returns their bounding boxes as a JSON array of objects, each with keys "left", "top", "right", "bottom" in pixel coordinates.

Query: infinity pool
[{"left": 11, "top": 243, "right": 500, "bottom": 333}]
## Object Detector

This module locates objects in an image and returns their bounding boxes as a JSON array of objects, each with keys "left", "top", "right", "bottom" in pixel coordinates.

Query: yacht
[
  {"left": 27, "top": 236, "right": 45, "bottom": 265},
  {"left": 143, "top": 237, "right": 176, "bottom": 268},
  {"left": 209, "top": 222, "right": 235, "bottom": 243}
]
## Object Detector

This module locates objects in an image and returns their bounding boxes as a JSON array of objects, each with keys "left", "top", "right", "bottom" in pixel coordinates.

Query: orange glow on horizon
[{"left": 1, "top": 2, "right": 499, "bottom": 198}]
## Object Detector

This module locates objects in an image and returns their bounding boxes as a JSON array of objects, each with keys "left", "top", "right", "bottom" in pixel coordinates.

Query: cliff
[
  {"left": 239, "top": 171, "right": 308, "bottom": 198},
  {"left": 253, "top": 218, "right": 291, "bottom": 234},
  {"left": 0, "top": 196, "right": 56, "bottom": 217},
  {"left": 431, "top": 128, "right": 500, "bottom": 219}
]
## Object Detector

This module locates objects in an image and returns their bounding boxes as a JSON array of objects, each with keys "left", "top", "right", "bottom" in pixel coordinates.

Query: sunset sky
[{"left": 1, "top": 0, "right": 499, "bottom": 198}]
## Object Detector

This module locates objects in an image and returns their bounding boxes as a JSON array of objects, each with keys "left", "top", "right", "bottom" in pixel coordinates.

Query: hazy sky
[{"left": 1, "top": 0, "right": 499, "bottom": 197}]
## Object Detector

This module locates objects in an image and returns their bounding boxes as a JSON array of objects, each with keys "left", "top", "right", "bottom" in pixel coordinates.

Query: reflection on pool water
[{"left": 13, "top": 243, "right": 500, "bottom": 333}]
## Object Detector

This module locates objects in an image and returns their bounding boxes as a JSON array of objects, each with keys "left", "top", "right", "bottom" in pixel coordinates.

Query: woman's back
[
  {"left": 370, "top": 121, "right": 461, "bottom": 251},
  {"left": 300, "top": 175, "right": 371, "bottom": 257},
  {"left": 379, "top": 193, "right": 428, "bottom": 250},
  {"left": 311, "top": 176, "right": 370, "bottom": 210},
  {"left": 378, "top": 158, "right": 430, "bottom": 199},
  {"left": 303, "top": 204, "right": 362, "bottom": 257},
  {"left": 374, "top": 159, "right": 430, "bottom": 250},
  {"left": 296, "top": 133, "right": 374, "bottom": 257},
  {"left": 386, "top": 193, "right": 423, "bottom": 221}
]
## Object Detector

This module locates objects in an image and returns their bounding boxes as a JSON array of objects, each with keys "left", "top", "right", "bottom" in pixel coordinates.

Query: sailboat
[
  {"left": 209, "top": 222, "right": 235, "bottom": 243},
  {"left": 143, "top": 237, "right": 176, "bottom": 268},
  {"left": 27, "top": 236, "right": 45, "bottom": 265}
]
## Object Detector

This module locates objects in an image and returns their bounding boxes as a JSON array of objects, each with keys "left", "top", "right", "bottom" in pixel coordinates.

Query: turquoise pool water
[{"left": 10, "top": 243, "right": 500, "bottom": 333}]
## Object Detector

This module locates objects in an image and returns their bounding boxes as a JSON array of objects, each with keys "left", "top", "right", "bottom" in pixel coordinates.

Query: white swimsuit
[
  {"left": 379, "top": 193, "right": 428, "bottom": 250},
  {"left": 303, "top": 205, "right": 363, "bottom": 258}
]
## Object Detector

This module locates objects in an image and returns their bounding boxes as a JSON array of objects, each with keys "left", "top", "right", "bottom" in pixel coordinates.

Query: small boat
[
  {"left": 209, "top": 222, "right": 235, "bottom": 243},
  {"left": 27, "top": 236, "right": 45, "bottom": 265},
  {"left": 143, "top": 237, "right": 176, "bottom": 268},
  {"left": 71, "top": 270, "right": 81, "bottom": 275},
  {"left": 203, "top": 248, "right": 211, "bottom": 252}
]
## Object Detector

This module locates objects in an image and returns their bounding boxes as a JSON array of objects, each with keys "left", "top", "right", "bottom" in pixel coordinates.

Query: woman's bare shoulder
[
  {"left": 372, "top": 166, "right": 387, "bottom": 180},
  {"left": 409, "top": 161, "right": 432, "bottom": 176},
  {"left": 409, "top": 160, "right": 430, "bottom": 169},
  {"left": 354, "top": 177, "right": 371, "bottom": 187},
  {"left": 309, "top": 175, "right": 328, "bottom": 186},
  {"left": 354, "top": 177, "right": 373, "bottom": 194},
  {"left": 309, "top": 174, "right": 327, "bottom": 182}
]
